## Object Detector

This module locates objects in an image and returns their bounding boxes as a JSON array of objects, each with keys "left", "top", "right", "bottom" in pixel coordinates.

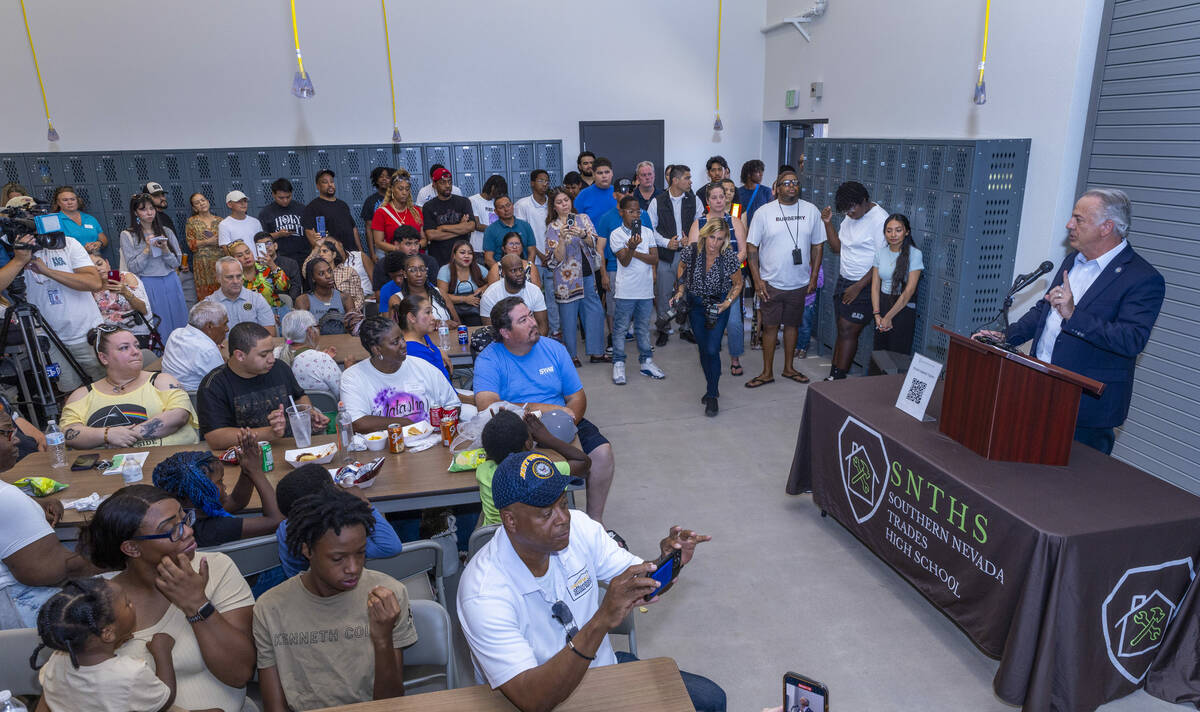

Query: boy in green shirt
[{"left": 477, "top": 410, "right": 591, "bottom": 525}]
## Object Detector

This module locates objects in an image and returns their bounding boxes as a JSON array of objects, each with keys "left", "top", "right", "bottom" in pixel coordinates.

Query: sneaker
[
  {"left": 655, "top": 332, "right": 669, "bottom": 347},
  {"left": 667, "top": 326, "right": 676, "bottom": 335},
  {"left": 612, "top": 361, "right": 627, "bottom": 385},
  {"left": 639, "top": 359, "right": 666, "bottom": 379},
  {"left": 625, "top": 331, "right": 635, "bottom": 341}
]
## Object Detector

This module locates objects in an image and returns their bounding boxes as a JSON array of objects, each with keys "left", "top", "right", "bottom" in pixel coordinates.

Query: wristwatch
[{"left": 186, "top": 600, "right": 216, "bottom": 624}]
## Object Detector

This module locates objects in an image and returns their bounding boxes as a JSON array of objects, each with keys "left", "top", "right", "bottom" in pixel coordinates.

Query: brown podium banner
[{"left": 787, "top": 376, "right": 1200, "bottom": 712}]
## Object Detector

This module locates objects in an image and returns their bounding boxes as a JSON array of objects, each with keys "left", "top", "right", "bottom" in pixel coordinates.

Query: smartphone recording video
[{"left": 783, "top": 672, "right": 828, "bottom": 712}]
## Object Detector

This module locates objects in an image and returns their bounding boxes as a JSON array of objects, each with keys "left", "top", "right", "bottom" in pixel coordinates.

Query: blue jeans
[
  {"left": 722, "top": 294, "right": 744, "bottom": 357},
  {"left": 558, "top": 277, "right": 606, "bottom": 358},
  {"left": 689, "top": 294, "right": 730, "bottom": 399},
  {"left": 612, "top": 298, "right": 653, "bottom": 364},
  {"left": 540, "top": 266, "right": 560, "bottom": 333},
  {"left": 797, "top": 296, "right": 818, "bottom": 353},
  {"left": 616, "top": 652, "right": 726, "bottom": 711}
]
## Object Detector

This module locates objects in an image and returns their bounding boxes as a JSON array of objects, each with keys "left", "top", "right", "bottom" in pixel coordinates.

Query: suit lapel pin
[{"left": 1115, "top": 267, "right": 1122, "bottom": 274}]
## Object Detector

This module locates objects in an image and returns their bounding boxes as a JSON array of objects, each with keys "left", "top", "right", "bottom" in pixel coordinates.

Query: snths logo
[
  {"left": 1101, "top": 557, "right": 1195, "bottom": 684},
  {"left": 838, "top": 416, "right": 890, "bottom": 523}
]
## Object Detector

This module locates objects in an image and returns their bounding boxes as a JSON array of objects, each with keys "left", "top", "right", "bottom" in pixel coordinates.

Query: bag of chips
[
  {"left": 14, "top": 476, "right": 68, "bottom": 497},
  {"left": 447, "top": 448, "right": 487, "bottom": 472}
]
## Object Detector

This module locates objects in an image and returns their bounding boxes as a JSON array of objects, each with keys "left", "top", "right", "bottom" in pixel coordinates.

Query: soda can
[
  {"left": 440, "top": 410, "right": 459, "bottom": 447},
  {"left": 259, "top": 441, "right": 274, "bottom": 472},
  {"left": 457, "top": 325, "right": 468, "bottom": 345},
  {"left": 387, "top": 423, "right": 405, "bottom": 453},
  {"left": 430, "top": 405, "right": 443, "bottom": 428}
]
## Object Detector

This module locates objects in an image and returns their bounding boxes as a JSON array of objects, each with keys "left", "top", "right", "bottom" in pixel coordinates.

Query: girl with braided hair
[
  {"left": 152, "top": 429, "right": 283, "bottom": 547},
  {"left": 32, "top": 578, "right": 181, "bottom": 712}
]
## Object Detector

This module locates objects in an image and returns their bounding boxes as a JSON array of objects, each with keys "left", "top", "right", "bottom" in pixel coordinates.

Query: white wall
[
  {"left": 0, "top": 1, "right": 766, "bottom": 182},
  {"left": 762, "top": 0, "right": 1105, "bottom": 313}
]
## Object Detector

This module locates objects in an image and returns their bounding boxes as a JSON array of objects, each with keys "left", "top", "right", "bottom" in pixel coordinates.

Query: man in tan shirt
[{"left": 253, "top": 489, "right": 417, "bottom": 711}]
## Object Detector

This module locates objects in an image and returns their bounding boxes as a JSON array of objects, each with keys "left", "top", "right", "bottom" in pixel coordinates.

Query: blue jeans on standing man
[
  {"left": 540, "top": 265, "right": 560, "bottom": 333},
  {"left": 722, "top": 294, "right": 744, "bottom": 358},
  {"left": 557, "top": 276, "right": 606, "bottom": 359},
  {"left": 612, "top": 298, "right": 654, "bottom": 364},
  {"left": 796, "top": 292, "right": 818, "bottom": 354},
  {"left": 689, "top": 294, "right": 731, "bottom": 399}
]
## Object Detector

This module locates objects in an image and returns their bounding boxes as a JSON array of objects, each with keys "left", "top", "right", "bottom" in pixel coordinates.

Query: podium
[{"left": 933, "top": 326, "right": 1105, "bottom": 466}]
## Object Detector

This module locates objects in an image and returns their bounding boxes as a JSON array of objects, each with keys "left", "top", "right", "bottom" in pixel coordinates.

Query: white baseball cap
[{"left": 225, "top": 190, "right": 249, "bottom": 203}]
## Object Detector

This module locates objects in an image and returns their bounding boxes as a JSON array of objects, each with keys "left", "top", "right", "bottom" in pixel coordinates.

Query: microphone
[{"left": 1008, "top": 260, "right": 1054, "bottom": 296}]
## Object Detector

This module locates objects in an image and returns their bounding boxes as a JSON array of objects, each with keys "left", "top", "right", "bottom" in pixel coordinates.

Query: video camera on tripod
[{"left": 0, "top": 199, "right": 68, "bottom": 255}]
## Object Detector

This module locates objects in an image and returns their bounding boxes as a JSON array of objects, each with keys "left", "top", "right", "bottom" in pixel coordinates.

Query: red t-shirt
[{"left": 370, "top": 204, "right": 424, "bottom": 243}]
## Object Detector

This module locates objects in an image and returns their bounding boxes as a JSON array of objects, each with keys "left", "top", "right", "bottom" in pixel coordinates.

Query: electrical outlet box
[
  {"left": 810, "top": 82, "right": 824, "bottom": 99},
  {"left": 785, "top": 89, "right": 800, "bottom": 109}
]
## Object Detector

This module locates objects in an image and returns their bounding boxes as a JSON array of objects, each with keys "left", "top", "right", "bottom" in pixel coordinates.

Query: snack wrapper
[
  {"left": 14, "top": 476, "right": 68, "bottom": 497},
  {"left": 447, "top": 448, "right": 487, "bottom": 472}
]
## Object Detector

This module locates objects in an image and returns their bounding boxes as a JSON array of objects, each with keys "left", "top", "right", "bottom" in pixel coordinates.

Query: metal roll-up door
[{"left": 1076, "top": 0, "right": 1200, "bottom": 492}]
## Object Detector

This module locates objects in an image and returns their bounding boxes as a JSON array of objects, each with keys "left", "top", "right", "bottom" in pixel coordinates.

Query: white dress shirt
[
  {"left": 1035, "top": 240, "right": 1128, "bottom": 362},
  {"left": 160, "top": 324, "right": 225, "bottom": 391}
]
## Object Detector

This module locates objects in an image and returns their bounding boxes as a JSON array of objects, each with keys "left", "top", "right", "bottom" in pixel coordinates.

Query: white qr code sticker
[{"left": 896, "top": 353, "right": 943, "bottom": 421}]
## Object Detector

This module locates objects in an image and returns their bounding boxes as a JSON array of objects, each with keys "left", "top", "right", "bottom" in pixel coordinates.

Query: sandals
[
  {"left": 745, "top": 375, "right": 775, "bottom": 388},
  {"left": 730, "top": 362, "right": 744, "bottom": 376},
  {"left": 782, "top": 371, "right": 811, "bottom": 384}
]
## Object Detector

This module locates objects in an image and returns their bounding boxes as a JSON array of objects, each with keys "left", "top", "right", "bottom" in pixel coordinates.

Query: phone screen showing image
[{"left": 783, "top": 672, "right": 828, "bottom": 712}]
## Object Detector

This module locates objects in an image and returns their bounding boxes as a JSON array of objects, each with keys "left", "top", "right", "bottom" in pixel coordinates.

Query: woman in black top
[
  {"left": 673, "top": 219, "right": 743, "bottom": 417},
  {"left": 437, "top": 239, "right": 486, "bottom": 326}
]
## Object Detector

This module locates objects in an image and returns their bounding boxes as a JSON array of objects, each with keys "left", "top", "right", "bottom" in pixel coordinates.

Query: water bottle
[
  {"left": 336, "top": 401, "right": 354, "bottom": 463},
  {"left": 121, "top": 458, "right": 143, "bottom": 484},
  {"left": 437, "top": 321, "right": 450, "bottom": 351},
  {"left": 45, "top": 420, "right": 66, "bottom": 468},
  {"left": 0, "top": 690, "right": 28, "bottom": 712}
]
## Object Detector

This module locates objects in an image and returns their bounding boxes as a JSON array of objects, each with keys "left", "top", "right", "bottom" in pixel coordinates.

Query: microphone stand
[{"left": 973, "top": 273, "right": 1027, "bottom": 352}]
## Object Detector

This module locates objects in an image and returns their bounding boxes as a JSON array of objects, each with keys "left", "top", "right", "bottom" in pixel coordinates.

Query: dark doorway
[
  {"left": 779, "top": 121, "right": 826, "bottom": 173},
  {"left": 579, "top": 120, "right": 665, "bottom": 183}
]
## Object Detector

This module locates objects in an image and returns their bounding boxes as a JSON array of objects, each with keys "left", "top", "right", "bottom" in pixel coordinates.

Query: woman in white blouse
[{"left": 274, "top": 310, "right": 347, "bottom": 398}]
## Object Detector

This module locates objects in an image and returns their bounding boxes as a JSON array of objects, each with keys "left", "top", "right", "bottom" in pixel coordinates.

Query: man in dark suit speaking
[{"left": 978, "top": 188, "right": 1164, "bottom": 455}]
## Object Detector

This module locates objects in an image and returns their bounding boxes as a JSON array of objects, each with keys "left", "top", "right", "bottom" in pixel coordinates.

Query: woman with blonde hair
[
  {"left": 687, "top": 180, "right": 748, "bottom": 376},
  {"left": 369, "top": 169, "right": 424, "bottom": 258},
  {"left": 672, "top": 218, "right": 743, "bottom": 417}
]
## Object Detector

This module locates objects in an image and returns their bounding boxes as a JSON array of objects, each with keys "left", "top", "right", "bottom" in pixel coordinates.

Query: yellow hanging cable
[
  {"left": 18, "top": 0, "right": 57, "bottom": 140},
  {"left": 713, "top": 0, "right": 723, "bottom": 130},
  {"left": 974, "top": 0, "right": 990, "bottom": 103},
  {"left": 291, "top": 0, "right": 305, "bottom": 76},
  {"left": 382, "top": 0, "right": 400, "bottom": 141}
]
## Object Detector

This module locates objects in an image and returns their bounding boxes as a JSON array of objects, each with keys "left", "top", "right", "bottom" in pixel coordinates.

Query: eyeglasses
[
  {"left": 129, "top": 509, "right": 196, "bottom": 542},
  {"left": 551, "top": 600, "right": 579, "bottom": 642},
  {"left": 778, "top": 179, "right": 799, "bottom": 187}
]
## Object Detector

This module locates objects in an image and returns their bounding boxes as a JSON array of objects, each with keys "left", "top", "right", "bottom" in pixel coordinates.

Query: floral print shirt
[{"left": 243, "top": 262, "right": 289, "bottom": 307}]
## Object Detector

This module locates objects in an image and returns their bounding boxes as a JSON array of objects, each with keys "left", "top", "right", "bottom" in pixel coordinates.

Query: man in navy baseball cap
[{"left": 491, "top": 451, "right": 583, "bottom": 512}]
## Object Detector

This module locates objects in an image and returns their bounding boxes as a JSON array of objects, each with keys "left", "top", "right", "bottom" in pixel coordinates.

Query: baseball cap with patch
[
  {"left": 142, "top": 181, "right": 165, "bottom": 195},
  {"left": 432, "top": 167, "right": 452, "bottom": 182},
  {"left": 615, "top": 177, "right": 635, "bottom": 193},
  {"left": 492, "top": 451, "right": 582, "bottom": 511}
]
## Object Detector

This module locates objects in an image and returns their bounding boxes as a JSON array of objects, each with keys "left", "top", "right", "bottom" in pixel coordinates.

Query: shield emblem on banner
[
  {"left": 1101, "top": 558, "right": 1194, "bottom": 684},
  {"left": 838, "top": 416, "right": 890, "bottom": 524}
]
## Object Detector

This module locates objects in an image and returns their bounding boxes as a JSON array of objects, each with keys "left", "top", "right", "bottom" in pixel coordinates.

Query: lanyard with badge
[{"left": 778, "top": 202, "right": 805, "bottom": 265}]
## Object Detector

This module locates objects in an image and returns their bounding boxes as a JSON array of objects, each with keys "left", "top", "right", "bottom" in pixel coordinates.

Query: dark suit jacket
[{"left": 1006, "top": 244, "right": 1164, "bottom": 429}]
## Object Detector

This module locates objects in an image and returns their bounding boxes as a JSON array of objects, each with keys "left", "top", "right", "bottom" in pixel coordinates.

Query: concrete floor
[{"left": 443, "top": 330, "right": 1182, "bottom": 711}]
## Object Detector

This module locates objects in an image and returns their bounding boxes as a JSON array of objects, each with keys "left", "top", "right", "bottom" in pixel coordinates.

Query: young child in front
[{"left": 32, "top": 578, "right": 185, "bottom": 712}]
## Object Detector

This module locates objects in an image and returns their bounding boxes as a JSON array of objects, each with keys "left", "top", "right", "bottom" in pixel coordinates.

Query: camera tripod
[{"left": 0, "top": 295, "right": 88, "bottom": 425}]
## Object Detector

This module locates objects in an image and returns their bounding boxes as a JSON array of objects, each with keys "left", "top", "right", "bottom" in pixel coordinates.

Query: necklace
[{"left": 106, "top": 373, "right": 140, "bottom": 393}]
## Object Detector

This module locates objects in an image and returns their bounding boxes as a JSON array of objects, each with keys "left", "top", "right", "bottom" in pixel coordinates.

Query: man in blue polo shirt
[
  {"left": 473, "top": 296, "right": 615, "bottom": 525},
  {"left": 482, "top": 195, "right": 536, "bottom": 268},
  {"left": 572, "top": 158, "right": 616, "bottom": 227}
]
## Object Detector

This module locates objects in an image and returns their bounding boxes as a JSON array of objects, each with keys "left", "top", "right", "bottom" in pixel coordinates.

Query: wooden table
[
  {"left": 8, "top": 434, "right": 481, "bottom": 529},
  {"left": 309, "top": 658, "right": 692, "bottom": 711}
]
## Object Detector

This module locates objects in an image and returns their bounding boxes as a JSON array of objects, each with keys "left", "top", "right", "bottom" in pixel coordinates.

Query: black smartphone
[
  {"left": 644, "top": 548, "right": 682, "bottom": 601},
  {"left": 783, "top": 671, "right": 829, "bottom": 712},
  {"left": 71, "top": 453, "right": 100, "bottom": 471}
]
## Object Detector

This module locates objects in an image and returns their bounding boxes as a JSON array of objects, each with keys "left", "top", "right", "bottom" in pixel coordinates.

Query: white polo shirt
[{"left": 457, "top": 510, "right": 641, "bottom": 688}]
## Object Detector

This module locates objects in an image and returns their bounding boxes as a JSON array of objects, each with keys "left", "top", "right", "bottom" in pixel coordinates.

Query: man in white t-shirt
[
  {"left": 746, "top": 169, "right": 824, "bottom": 389},
  {"left": 415, "top": 163, "right": 463, "bottom": 206},
  {"left": 469, "top": 175, "right": 507, "bottom": 255},
  {"left": 218, "top": 190, "right": 264, "bottom": 248},
  {"left": 607, "top": 196, "right": 665, "bottom": 384},
  {"left": 0, "top": 480, "right": 102, "bottom": 628},
  {"left": 480, "top": 255, "right": 549, "bottom": 335},
  {"left": 820, "top": 180, "right": 889, "bottom": 380},
  {"left": 456, "top": 451, "right": 723, "bottom": 711},
  {"left": 514, "top": 170, "right": 557, "bottom": 336},
  {"left": 0, "top": 234, "right": 105, "bottom": 392}
]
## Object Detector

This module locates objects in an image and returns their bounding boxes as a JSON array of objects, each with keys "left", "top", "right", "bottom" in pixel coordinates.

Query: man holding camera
[
  {"left": 0, "top": 233, "right": 105, "bottom": 393},
  {"left": 745, "top": 169, "right": 824, "bottom": 389}
]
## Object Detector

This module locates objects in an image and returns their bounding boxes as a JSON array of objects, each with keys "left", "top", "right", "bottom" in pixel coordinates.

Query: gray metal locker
[
  {"left": 452, "top": 144, "right": 481, "bottom": 176},
  {"left": 510, "top": 171, "right": 532, "bottom": 200},
  {"left": 0, "top": 156, "right": 25, "bottom": 186},
  {"left": 481, "top": 143, "right": 507, "bottom": 177},
  {"left": 845, "top": 142, "right": 861, "bottom": 180},
  {"left": 125, "top": 152, "right": 155, "bottom": 189},
  {"left": 899, "top": 143, "right": 921, "bottom": 186},
  {"left": 423, "top": 145, "right": 451, "bottom": 172},
  {"left": 391, "top": 146, "right": 424, "bottom": 181},
  {"left": 458, "top": 172, "right": 480, "bottom": 198},
  {"left": 534, "top": 142, "right": 562, "bottom": 173}
]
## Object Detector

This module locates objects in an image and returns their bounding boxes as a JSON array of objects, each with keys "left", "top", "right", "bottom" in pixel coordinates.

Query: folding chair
[
  {"left": 201, "top": 534, "right": 281, "bottom": 578},
  {"left": 367, "top": 539, "right": 449, "bottom": 604},
  {"left": 0, "top": 627, "right": 43, "bottom": 697},
  {"left": 403, "top": 599, "right": 457, "bottom": 691}
]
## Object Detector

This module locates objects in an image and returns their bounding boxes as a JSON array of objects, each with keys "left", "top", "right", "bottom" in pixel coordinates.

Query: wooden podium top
[{"left": 934, "top": 326, "right": 1105, "bottom": 396}]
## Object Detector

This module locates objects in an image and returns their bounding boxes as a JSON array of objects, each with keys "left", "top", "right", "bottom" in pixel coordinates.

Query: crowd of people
[{"left": 0, "top": 151, "right": 941, "bottom": 712}]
